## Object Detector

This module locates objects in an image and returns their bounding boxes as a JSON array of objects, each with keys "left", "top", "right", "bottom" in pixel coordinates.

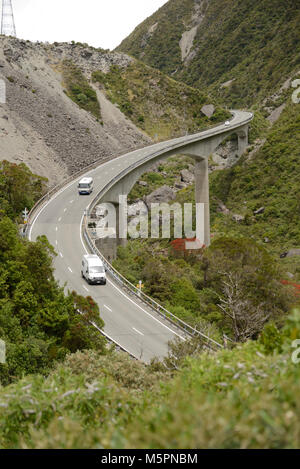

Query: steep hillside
[
  {"left": 92, "top": 61, "right": 229, "bottom": 140},
  {"left": 0, "top": 37, "right": 151, "bottom": 185},
  {"left": 117, "top": 0, "right": 300, "bottom": 107},
  {"left": 0, "top": 36, "right": 228, "bottom": 186}
]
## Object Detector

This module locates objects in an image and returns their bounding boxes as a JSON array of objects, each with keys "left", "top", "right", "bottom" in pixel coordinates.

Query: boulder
[
  {"left": 174, "top": 180, "right": 186, "bottom": 190},
  {"left": 201, "top": 104, "right": 215, "bottom": 118},
  {"left": 232, "top": 214, "right": 245, "bottom": 223},
  {"left": 217, "top": 202, "right": 230, "bottom": 215},
  {"left": 180, "top": 169, "right": 194, "bottom": 184},
  {"left": 254, "top": 207, "right": 265, "bottom": 215},
  {"left": 145, "top": 185, "right": 176, "bottom": 208},
  {"left": 128, "top": 201, "right": 148, "bottom": 217},
  {"left": 285, "top": 249, "right": 300, "bottom": 258},
  {"left": 138, "top": 181, "right": 148, "bottom": 187}
]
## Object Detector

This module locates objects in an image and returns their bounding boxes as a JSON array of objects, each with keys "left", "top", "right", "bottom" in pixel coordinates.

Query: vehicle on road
[
  {"left": 78, "top": 177, "right": 93, "bottom": 195},
  {"left": 81, "top": 254, "right": 107, "bottom": 285},
  {"left": 225, "top": 120, "right": 231, "bottom": 126}
]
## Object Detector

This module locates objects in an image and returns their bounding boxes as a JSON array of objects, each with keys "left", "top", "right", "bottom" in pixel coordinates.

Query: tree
[{"left": 201, "top": 237, "right": 291, "bottom": 341}]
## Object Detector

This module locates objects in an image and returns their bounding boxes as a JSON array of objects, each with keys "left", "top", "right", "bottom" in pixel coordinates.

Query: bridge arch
[{"left": 93, "top": 114, "right": 252, "bottom": 253}]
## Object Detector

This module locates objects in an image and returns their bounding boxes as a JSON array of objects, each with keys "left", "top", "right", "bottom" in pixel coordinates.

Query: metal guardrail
[
  {"left": 25, "top": 113, "right": 253, "bottom": 353},
  {"left": 77, "top": 310, "right": 139, "bottom": 361}
]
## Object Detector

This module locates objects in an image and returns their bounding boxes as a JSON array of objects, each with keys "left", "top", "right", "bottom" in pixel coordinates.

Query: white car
[
  {"left": 225, "top": 120, "right": 231, "bottom": 126},
  {"left": 78, "top": 177, "right": 93, "bottom": 195},
  {"left": 81, "top": 254, "right": 106, "bottom": 285}
]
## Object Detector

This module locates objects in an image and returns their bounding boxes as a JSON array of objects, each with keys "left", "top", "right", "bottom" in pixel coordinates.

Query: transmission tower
[{"left": 1, "top": 0, "right": 16, "bottom": 37}]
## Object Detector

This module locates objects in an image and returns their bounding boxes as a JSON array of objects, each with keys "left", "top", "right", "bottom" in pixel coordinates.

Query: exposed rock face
[
  {"left": 145, "top": 185, "right": 176, "bottom": 208},
  {"left": 179, "top": 0, "right": 207, "bottom": 63},
  {"left": 0, "top": 36, "right": 151, "bottom": 185},
  {"left": 212, "top": 139, "right": 239, "bottom": 168}
]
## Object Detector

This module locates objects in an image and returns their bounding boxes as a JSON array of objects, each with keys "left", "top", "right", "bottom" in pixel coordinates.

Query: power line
[{"left": 1, "top": 0, "right": 16, "bottom": 37}]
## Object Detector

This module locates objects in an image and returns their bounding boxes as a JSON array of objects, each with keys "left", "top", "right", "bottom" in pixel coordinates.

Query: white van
[
  {"left": 78, "top": 177, "right": 93, "bottom": 195},
  {"left": 81, "top": 254, "right": 107, "bottom": 285}
]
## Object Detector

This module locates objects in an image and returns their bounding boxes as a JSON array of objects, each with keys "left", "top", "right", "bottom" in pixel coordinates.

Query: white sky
[{"left": 11, "top": 0, "right": 168, "bottom": 50}]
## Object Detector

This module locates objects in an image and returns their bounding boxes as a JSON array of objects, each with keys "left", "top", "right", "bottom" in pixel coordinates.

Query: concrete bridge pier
[
  {"left": 194, "top": 157, "right": 210, "bottom": 247},
  {"left": 237, "top": 127, "right": 249, "bottom": 157},
  {"left": 115, "top": 199, "right": 128, "bottom": 248}
]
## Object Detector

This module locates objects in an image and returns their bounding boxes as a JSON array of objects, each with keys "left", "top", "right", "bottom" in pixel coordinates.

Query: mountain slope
[
  {"left": 117, "top": 0, "right": 300, "bottom": 107},
  {"left": 0, "top": 36, "right": 228, "bottom": 186},
  {"left": 0, "top": 37, "right": 151, "bottom": 185}
]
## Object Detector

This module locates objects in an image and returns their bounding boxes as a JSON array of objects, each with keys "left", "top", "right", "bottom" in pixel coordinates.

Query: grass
[
  {"left": 92, "top": 61, "right": 230, "bottom": 140},
  {"left": 60, "top": 60, "right": 101, "bottom": 120}
]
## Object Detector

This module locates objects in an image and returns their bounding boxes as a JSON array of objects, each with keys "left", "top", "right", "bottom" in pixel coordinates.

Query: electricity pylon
[{"left": 1, "top": 0, "right": 16, "bottom": 37}]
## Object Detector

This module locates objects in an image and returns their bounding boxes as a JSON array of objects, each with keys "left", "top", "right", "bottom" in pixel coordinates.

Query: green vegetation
[
  {"left": 0, "top": 309, "right": 300, "bottom": 448},
  {"left": 92, "top": 62, "right": 229, "bottom": 140},
  {"left": 0, "top": 160, "right": 47, "bottom": 222},
  {"left": 118, "top": 0, "right": 300, "bottom": 107},
  {"left": 0, "top": 162, "right": 105, "bottom": 386},
  {"left": 210, "top": 100, "right": 300, "bottom": 254},
  {"left": 113, "top": 236, "right": 292, "bottom": 340},
  {"left": 61, "top": 60, "right": 101, "bottom": 119}
]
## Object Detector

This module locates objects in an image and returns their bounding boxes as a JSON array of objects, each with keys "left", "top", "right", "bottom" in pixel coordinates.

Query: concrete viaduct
[{"left": 94, "top": 110, "right": 252, "bottom": 251}]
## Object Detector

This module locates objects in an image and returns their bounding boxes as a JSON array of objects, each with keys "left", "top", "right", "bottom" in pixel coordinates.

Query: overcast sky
[{"left": 11, "top": 0, "right": 168, "bottom": 50}]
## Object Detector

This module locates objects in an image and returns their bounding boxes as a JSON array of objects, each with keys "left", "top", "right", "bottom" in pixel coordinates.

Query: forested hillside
[{"left": 118, "top": 0, "right": 300, "bottom": 106}]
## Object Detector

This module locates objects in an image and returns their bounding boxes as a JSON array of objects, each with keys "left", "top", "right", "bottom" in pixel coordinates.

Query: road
[{"left": 29, "top": 110, "right": 253, "bottom": 362}]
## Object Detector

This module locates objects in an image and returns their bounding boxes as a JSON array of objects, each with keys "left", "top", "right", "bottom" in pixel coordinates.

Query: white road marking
[
  {"left": 70, "top": 200, "right": 74, "bottom": 204},
  {"left": 68, "top": 267, "right": 73, "bottom": 273},
  {"left": 83, "top": 285, "right": 89, "bottom": 292},
  {"left": 59, "top": 252, "right": 63, "bottom": 258},
  {"left": 55, "top": 240, "right": 58, "bottom": 245},
  {"left": 58, "top": 217, "right": 62, "bottom": 222},
  {"left": 104, "top": 305, "right": 112, "bottom": 312},
  {"left": 64, "top": 208, "right": 67, "bottom": 212},
  {"left": 55, "top": 226, "right": 58, "bottom": 231},
  {"left": 79, "top": 219, "right": 185, "bottom": 341},
  {"left": 133, "top": 327, "right": 144, "bottom": 336}
]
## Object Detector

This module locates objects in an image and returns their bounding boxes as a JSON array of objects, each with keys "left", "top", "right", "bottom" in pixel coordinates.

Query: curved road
[{"left": 29, "top": 110, "right": 253, "bottom": 362}]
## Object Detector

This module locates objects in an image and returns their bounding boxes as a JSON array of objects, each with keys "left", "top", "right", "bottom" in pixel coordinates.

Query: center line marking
[
  {"left": 133, "top": 327, "right": 144, "bottom": 336},
  {"left": 104, "top": 305, "right": 112, "bottom": 312}
]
